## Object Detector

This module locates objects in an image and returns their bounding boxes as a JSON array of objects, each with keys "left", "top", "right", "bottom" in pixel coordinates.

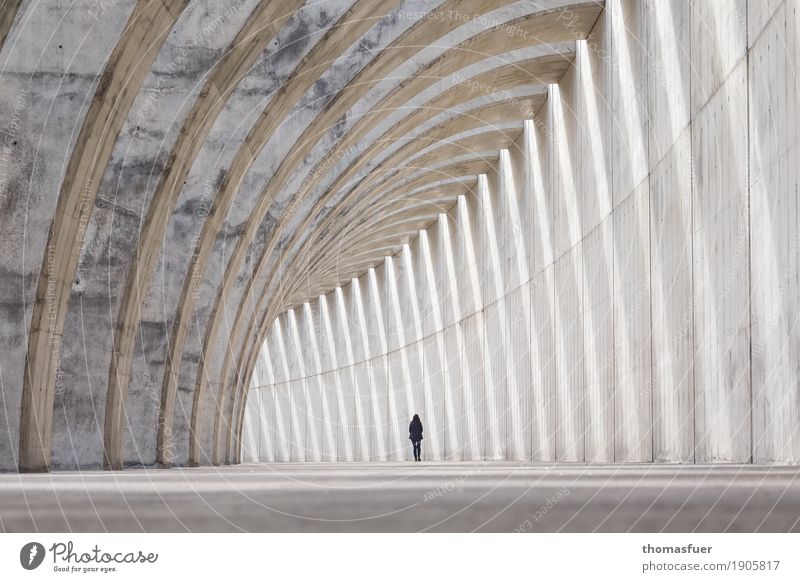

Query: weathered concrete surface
[
  {"left": 0, "top": 0, "right": 139, "bottom": 471},
  {"left": 55, "top": 0, "right": 264, "bottom": 471},
  {"left": 0, "top": 0, "right": 605, "bottom": 472},
  {"left": 1, "top": 462, "right": 799, "bottom": 532},
  {"left": 1, "top": 0, "right": 799, "bottom": 475},
  {"left": 209, "top": 2, "right": 600, "bottom": 465}
]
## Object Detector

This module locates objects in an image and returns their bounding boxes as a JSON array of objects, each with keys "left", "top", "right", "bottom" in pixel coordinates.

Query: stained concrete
[
  {"left": 0, "top": 0, "right": 604, "bottom": 472},
  {"left": 1, "top": 0, "right": 799, "bottom": 476},
  {"left": 1, "top": 462, "right": 799, "bottom": 532}
]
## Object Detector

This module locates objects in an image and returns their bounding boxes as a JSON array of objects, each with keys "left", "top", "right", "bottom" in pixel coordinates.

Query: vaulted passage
[
  {"left": 242, "top": 0, "right": 800, "bottom": 467},
  {"left": 0, "top": 0, "right": 799, "bottom": 485}
]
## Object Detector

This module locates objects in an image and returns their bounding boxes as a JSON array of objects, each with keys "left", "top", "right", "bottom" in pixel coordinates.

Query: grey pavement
[{"left": 1, "top": 462, "right": 799, "bottom": 532}]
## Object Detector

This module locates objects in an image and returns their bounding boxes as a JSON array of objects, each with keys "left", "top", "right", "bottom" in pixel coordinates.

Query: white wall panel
[
  {"left": 690, "top": 0, "right": 747, "bottom": 119},
  {"left": 256, "top": 388, "right": 273, "bottom": 462},
  {"left": 383, "top": 256, "right": 407, "bottom": 352},
  {"left": 579, "top": 24, "right": 612, "bottom": 235},
  {"left": 552, "top": 76, "right": 582, "bottom": 261},
  {"left": 405, "top": 340, "right": 426, "bottom": 440},
  {"left": 413, "top": 234, "right": 437, "bottom": 340},
  {"left": 425, "top": 220, "right": 446, "bottom": 336},
  {"left": 581, "top": 219, "right": 614, "bottom": 461},
  {"left": 285, "top": 310, "right": 304, "bottom": 379},
  {"left": 462, "top": 313, "right": 486, "bottom": 460},
  {"left": 305, "top": 374, "right": 323, "bottom": 462},
  {"left": 509, "top": 137, "right": 533, "bottom": 290},
  {"left": 319, "top": 292, "right": 340, "bottom": 373},
  {"left": 750, "top": 5, "right": 800, "bottom": 463},
  {"left": 335, "top": 367, "right": 354, "bottom": 461},
  {"left": 692, "top": 60, "right": 751, "bottom": 462},
  {"left": 500, "top": 149, "right": 529, "bottom": 293},
  {"left": 650, "top": 131, "right": 694, "bottom": 462},
  {"left": 369, "top": 355, "right": 389, "bottom": 460},
  {"left": 253, "top": 343, "right": 276, "bottom": 388},
  {"left": 613, "top": 185, "right": 652, "bottom": 462},
  {"left": 302, "top": 301, "right": 323, "bottom": 375},
  {"left": 241, "top": 387, "right": 259, "bottom": 463},
  {"left": 368, "top": 266, "right": 389, "bottom": 357},
  {"left": 483, "top": 298, "right": 507, "bottom": 460},
  {"left": 273, "top": 384, "right": 290, "bottom": 462},
  {"left": 320, "top": 372, "right": 338, "bottom": 461},
  {"left": 350, "top": 276, "right": 371, "bottom": 365},
  {"left": 289, "top": 379, "right": 305, "bottom": 462},
  {"left": 352, "top": 362, "right": 372, "bottom": 460},
  {"left": 531, "top": 268, "right": 556, "bottom": 460},
  {"left": 505, "top": 283, "right": 532, "bottom": 460},
  {"left": 443, "top": 324, "right": 465, "bottom": 460},
  {"left": 610, "top": 0, "right": 649, "bottom": 207},
  {"left": 456, "top": 191, "right": 484, "bottom": 319},
  {"left": 481, "top": 171, "right": 506, "bottom": 307},
  {"left": 386, "top": 348, "right": 409, "bottom": 460},
  {"left": 554, "top": 248, "right": 584, "bottom": 461},
  {"left": 270, "top": 318, "right": 290, "bottom": 384},
  {"left": 528, "top": 115, "right": 554, "bottom": 276},
  {"left": 646, "top": 0, "right": 690, "bottom": 169},
  {"left": 439, "top": 211, "right": 462, "bottom": 329},
  {"left": 422, "top": 334, "right": 445, "bottom": 460},
  {"left": 748, "top": 0, "right": 784, "bottom": 48},
  {"left": 400, "top": 244, "right": 425, "bottom": 344}
]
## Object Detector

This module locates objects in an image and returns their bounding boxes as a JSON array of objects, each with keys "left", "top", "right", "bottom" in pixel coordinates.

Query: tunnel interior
[{"left": 0, "top": 0, "right": 798, "bottom": 475}]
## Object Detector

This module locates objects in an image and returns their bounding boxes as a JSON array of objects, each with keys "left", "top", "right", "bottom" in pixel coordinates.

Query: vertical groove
[
  {"left": 745, "top": 0, "right": 754, "bottom": 464},
  {"left": 609, "top": 2, "right": 617, "bottom": 463},
  {"left": 689, "top": 0, "right": 697, "bottom": 465},
  {"left": 645, "top": 0, "right": 655, "bottom": 463}
]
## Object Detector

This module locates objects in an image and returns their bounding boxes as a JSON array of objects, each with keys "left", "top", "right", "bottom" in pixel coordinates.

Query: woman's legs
[{"left": 412, "top": 441, "right": 421, "bottom": 461}]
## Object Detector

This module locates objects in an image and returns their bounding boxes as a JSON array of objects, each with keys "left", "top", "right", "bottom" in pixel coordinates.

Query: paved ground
[{"left": 1, "top": 462, "right": 799, "bottom": 532}]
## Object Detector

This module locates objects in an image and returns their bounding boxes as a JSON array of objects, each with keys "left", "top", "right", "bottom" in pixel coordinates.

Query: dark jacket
[{"left": 409, "top": 418, "right": 423, "bottom": 442}]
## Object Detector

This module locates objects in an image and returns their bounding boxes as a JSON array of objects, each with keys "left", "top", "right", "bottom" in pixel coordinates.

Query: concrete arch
[
  {"left": 202, "top": 6, "right": 601, "bottom": 463},
  {"left": 19, "top": 0, "right": 190, "bottom": 472},
  {"left": 103, "top": 0, "right": 305, "bottom": 470},
  {"left": 0, "top": 0, "right": 619, "bottom": 471},
  {"left": 185, "top": 0, "right": 596, "bottom": 465},
  {"left": 154, "top": 0, "right": 407, "bottom": 466},
  {"left": 2, "top": 0, "right": 797, "bottom": 501},
  {"left": 211, "top": 93, "right": 549, "bottom": 459}
]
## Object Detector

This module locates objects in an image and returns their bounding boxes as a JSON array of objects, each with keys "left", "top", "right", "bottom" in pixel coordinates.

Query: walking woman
[{"left": 409, "top": 414, "right": 423, "bottom": 461}]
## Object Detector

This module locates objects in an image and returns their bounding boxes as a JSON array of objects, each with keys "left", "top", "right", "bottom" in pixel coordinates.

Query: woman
[{"left": 409, "top": 414, "right": 423, "bottom": 461}]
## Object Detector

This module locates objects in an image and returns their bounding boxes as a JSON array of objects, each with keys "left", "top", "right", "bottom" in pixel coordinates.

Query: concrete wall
[
  {"left": 0, "top": 1, "right": 139, "bottom": 471},
  {"left": 0, "top": 0, "right": 796, "bottom": 472},
  {"left": 243, "top": 0, "right": 800, "bottom": 464},
  {"left": 1, "top": 0, "right": 599, "bottom": 471}
]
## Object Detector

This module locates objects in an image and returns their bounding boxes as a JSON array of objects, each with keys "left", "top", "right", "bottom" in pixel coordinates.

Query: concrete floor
[{"left": 1, "top": 462, "right": 799, "bottom": 532}]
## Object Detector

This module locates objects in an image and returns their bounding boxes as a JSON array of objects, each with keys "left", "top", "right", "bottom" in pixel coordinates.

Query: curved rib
[
  {"left": 202, "top": 5, "right": 592, "bottom": 464},
  {"left": 18, "top": 0, "right": 190, "bottom": 472},
  {"left": 103, "top": 0, "right": 305, "bottom": 471},
  {"left": 185, "top": 0, "right": 532, "bottom": 464},
  {"left": 0, "top": 0, "right": 23, "bottom": 55},
  {"left": 153, "top": 0, "right": 396, "bottom": 467}
]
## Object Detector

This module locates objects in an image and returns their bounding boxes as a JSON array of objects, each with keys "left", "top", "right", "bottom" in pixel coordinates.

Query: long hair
[{"left": 412, "top": 414, "right": 420, "bottom": 422}]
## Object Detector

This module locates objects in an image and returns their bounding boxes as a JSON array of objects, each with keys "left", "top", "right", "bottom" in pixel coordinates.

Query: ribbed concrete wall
[{"left": 242, "top": 0, "right": 800, "bottom": 464}]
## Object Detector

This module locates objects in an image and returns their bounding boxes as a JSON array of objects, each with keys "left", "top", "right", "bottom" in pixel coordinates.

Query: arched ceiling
[{"left": 0, "top": 0, "right": 603, "bottom": 471}]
